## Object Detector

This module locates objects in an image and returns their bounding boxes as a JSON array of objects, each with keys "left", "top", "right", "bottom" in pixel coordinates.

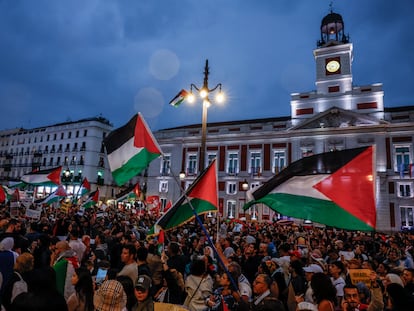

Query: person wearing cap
[
  {"left": 302, "top": 264, "right": 324, "bottom": 304},
  {"left": 94, "top": 279, "right": 127, "bottom": 311},
  {"left": 132, "top": 275, "right": 154, "bottom": 311}
]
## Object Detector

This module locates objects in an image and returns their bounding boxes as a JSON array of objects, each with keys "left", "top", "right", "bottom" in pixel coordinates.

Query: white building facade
[{"left": 146, "top": 11, "right": 414, "bottom": 232}]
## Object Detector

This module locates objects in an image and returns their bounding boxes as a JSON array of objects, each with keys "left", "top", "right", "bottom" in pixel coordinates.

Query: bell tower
[
  {"left": 314, "top": 9, "right": 353, "bottom": 95},
  {"left": 290, "top": 7, "right": 384, "bottom": 127}
]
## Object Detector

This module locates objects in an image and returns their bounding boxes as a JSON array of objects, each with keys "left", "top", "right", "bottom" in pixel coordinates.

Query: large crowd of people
[{"left": 1, "top": 203, "right": 414, "bottom": 311}]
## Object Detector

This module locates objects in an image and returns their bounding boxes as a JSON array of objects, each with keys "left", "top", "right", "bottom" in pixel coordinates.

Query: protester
[
  {"left": 117, "top": 243, "right": 138, "bottom": 284},
  {"left": 66, "top": 267, "right": 94, "bottom": 311},
  {"left": 1, "top": 252, "right": 34, "bottom": 310},
  {"left": 94, "top": 279, "right": 127, "bottom": 311},
  {"left": 52, "top": 240, "right": 79, "bottom": 300},
  {"left": 310, "top": 272, "right": 337, "bottom": 311},
  {"left": 132, "top": 275, "right": 154, "bottom": 311},
  {"left": 183, "top": 258, "right": 214, "bottom": 311}
]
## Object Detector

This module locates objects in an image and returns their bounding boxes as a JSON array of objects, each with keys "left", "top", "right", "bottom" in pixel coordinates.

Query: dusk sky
[{"left": 1, "top": 1, "right": 413, "bottom": 132}]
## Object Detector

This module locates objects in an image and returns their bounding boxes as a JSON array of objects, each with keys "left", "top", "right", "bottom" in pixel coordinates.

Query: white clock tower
[{"left": 290, "top": 9, "right": 384, "bottom": 127}]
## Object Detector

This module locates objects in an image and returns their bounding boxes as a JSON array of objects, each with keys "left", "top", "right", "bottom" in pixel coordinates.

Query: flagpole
[
  {"left": 167, "top": 160, "right": 240, "bottom": 293},
  {"left": 72, "top": 177, "right": 85, "bottom": 204}
]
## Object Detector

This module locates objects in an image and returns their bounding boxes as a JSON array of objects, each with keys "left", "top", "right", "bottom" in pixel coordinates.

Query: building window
[
  {"left": 160, "top": 198, "right": 167, "bottom": 212},
  {"left": 68, "top": 132, "right": 72, "bottom": 139},
  {"left": 159, "top": 180, "right": 168, "bottom": 193},
  {"left": 400, "top": 206, "right": 414, "bottom": 228},
  {"left": 76, "top": 131, "right": 79, "bottom": 138},
  {"left": 84, "top": 130, "right": 88, "bottom": 137},
  {"left": 207, "top": 153, "right": 217, "bottom": 165},
  {"left": 226, "top": 200, "right": 236, "bottom": 219},
  {"left": 187, "top": 154, "right": 197, "bottom": 176},
  {"left": 395, "top": 146, "right": 411, "bottom": 173},
  {"left": 249, "top": 151, "right": 261, "bottom": 175},
  {"left": 227, "top": 182, "right": 237, "bottom": 195},
  {"left": 160, "top": 154, "right": 171, "bottom": 176},
  {"left": 61, "top": 133, "right": 64, "bottom": 139},
  {"left": 398, "top": 182, "right": 413, "bottom": 198},
  {"left": 273, "top": 150, "right": 286, "bottom": 174},
  {"left": 227, "top": 152, "right": 239, "bottom": 175},
  {"left": 53, "top": 134, "right": 57, "bottom": 140}
]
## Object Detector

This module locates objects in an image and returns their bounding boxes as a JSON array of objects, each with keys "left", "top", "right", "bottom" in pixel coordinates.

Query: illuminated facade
[{"left": 148, "top": 11, "right": 414, "bottom": 232}]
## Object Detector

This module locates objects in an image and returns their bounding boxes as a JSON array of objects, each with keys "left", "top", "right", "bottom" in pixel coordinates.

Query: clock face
[{"left": 326, "top": 60, "right": 340, "bottom": 73}]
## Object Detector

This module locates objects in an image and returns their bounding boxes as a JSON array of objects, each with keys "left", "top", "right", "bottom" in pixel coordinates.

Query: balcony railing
[
  {"left": 251, "top": 166, "right": 261, "bottom": 176},
  {"left": 227, "top": 167, "right": 238, "bottom": 175},
  {"left": 187, "top": 167, "right": 197, "bottom": 176}
]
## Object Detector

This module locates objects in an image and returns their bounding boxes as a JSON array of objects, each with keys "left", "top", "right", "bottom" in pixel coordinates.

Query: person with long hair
[
  {"left": 310, "top": 273, "right": 337, "bottom": 311},
  {"left": 67, "top": 267, "right": 94, "bottom": 311},
  {"left": 206, "top": 270, "right": 240, "bottom": 311}
]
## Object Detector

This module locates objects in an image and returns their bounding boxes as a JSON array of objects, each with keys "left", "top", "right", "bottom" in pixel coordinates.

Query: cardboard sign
[{"left": 348, "top": 269, "right": 372, "bottom": 287}]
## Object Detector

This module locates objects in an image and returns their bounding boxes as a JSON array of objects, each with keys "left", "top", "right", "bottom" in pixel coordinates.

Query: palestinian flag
[
  {"left": 149, "top": 159, "right": 218, "bottom": 234},
  {"left": 157, "top": 230, "right": 165, "bottom": 256},
  {"left": 115, "top": 183, "right": 140, "bottom": 202},
  {"left": 103, "top": 113, "right": 162, "bottom": 186},
  {"left": 81, "top": 178, "right": 91, "bottom": 196},
  {"left": 82, "top": 190, "right": 99, "bottom": 209},
  {"left": 21, "top": 166, "right": 62, "bottom": 186},
  {"left": 37, "top": 186, "right": 67, "bottom": 205},
  {"left": 169, "top": 89, "right": 188, "bottom": 107},
  {"left": 244, "top": 146, "right": 376, "bottom": 231}
]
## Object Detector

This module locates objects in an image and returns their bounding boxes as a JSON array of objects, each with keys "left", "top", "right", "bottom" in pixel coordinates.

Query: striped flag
[
  {"left": 103, "top": 113, "right": 162, "bottom": 186},
  {"left": 245, "top": 146, "right": 376, "bottom": 231},
  {"left": 21, "top": 166, "right": 62, "bottom": 186},
  {"left": 169, "top": 89, "right": 188, "bottom": 107}
]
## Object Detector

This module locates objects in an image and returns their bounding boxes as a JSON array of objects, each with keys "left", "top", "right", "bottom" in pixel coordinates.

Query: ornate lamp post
[{"left": 186, "top": 59, "right": 225, "bottom": 171}]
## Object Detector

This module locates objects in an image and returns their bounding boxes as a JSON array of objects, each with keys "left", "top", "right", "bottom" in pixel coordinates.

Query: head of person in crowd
[
  {"left": 71, "top": 267, "right": 94, "bottom": 311},
  {"left": 310, "top": 272, "right": 337, "bottom": 306},
  {"left": 259, "top": 259, "right": 277, "bottom": 276},
  {"left": 134, "top": 274, "right": 152, "bottom": 303},
  {"left": 342, "top": 284, "right": 365, "bottom": 311},
  {"left": 167, "top": 241, "right": 181, "bottom": 257},
  {"left": 384, "top": 273, "right": 404, "bottom": 287},
  {"left": 289, "top": 249, "right": 302, "bottom": 262},
  {"left": 303, "top": 264, "right": 324, "bottom": 282},
  {"left": 252, "top": 273, "right": 273, "bottom": 296},
  {"left": 356, "top": 282, "right": 371, "bottom": 305},
  {"left": 116, "top": 275, "right": 138, "bottom": 311},
  {"left": 376, "top": 262, "right": 391, "bottom": 277},
  {"left": 329, "top": 260, "right": 345, "bottom": 278},
  {"left": 190, "top": 258, "right": 207, "bottom": 277},
  {"left": 121, "top": 243, "right": 137, "bottom": 265},
  {"left": 94, "top": 279, "right": 127, "bottom": 311},
  {"left": 15, "top": 252, "right": 34, "bottom": 274},
  {"left": 402, "top": 268, "right": 414, "bottom": 286},
  {"left": 385, "top": 282, "right": 414, "bottom": 311}
]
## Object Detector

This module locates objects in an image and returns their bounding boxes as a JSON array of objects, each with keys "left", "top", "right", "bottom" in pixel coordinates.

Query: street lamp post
[{"left": 186, "top": 59, "right": 224, "bottom": 172}]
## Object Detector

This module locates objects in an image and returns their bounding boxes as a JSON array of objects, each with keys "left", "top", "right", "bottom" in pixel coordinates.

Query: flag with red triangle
[
  {"left": 81, "top": 178, "right": 91, "bottom": 196},
  {"left": 36, "top": 185, "right": 67, "bottom": 205},
  {"left": 244, "top": 146, "right": 376, "bottom": 231},
  {"left": 149, "top": 159, "right": 218, "bottom": 234},
  {"left": 21, "top": 166, "right": 62, "bottom": 186},
  {"left": 157, "top": 230, "right": 165, "bottom": 256},
  {"left": 82, "top": 189, "right": 99, "bottom": 209},
  {"left": 103, "top": 113, "right": 162, "bottom": 186}
]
